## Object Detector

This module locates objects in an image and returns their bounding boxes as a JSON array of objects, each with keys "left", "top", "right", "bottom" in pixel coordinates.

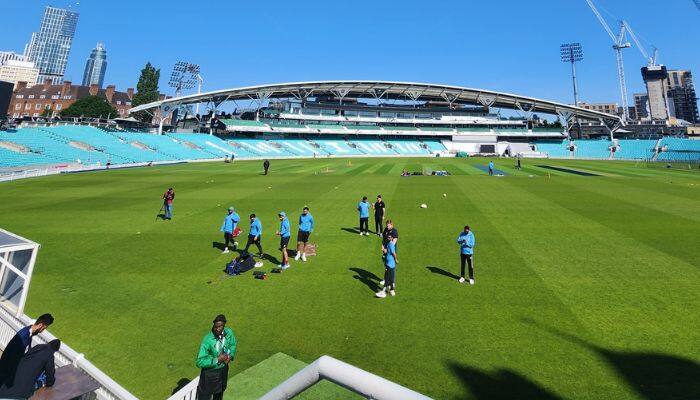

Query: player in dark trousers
[
  {"left": 276, "top": 211, "right": 291, "bottom": 269},
  {"left": 162, "top": 187, "right": 175, "bottom": 219},
  {"left": 372, "top": 195, "right": 386, "bottom": 235},
  {"left": 294, "top": 207, "right": 314, "bottom": 262},
  {"left": 357, "top": 196, "right": 370, "bottom": 236},
  {"left": 379, "top": 220, "right": 398, "bottom": 287},
  {"left": 376, "top": 233, "right": 397, "bottom": 298},
  {"left": 243, "top": 214, "right": 263, "bottom": 256},
  {"left": 263, "top": 159, "right": 270, "bottom": 175},
  {"left": 457, "top": 225, "right": 476, "bottom": 285},
  {"left": 220, "top": 207, "right": 240, "bottom": 254},
  {"left": 196, "top": 315, "right": 236, "bottom": 400},
  {"left": 516, "top": 156, "right": 522, "bottom": 170},
  {"left": 488, "top": 161, "right": 495, "bottom": 176}
]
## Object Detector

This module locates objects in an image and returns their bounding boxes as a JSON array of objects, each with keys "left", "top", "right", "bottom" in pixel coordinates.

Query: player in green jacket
[{"left": 196, "top": 314, "right": 237, "bottom": 400}]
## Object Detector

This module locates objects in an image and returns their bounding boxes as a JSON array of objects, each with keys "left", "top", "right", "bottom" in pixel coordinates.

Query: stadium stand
[
  {"left": 574, "top": 140, "right": 613, "bottom": 159},
  {"left": 615, "top": 139, "right": 657, "bottom": 160},
  {"left": 657, "top": 137, "right": 700, "bottom": 162},
  {"left": 534, "top": 140, "right": 570, "bottom": 158}
]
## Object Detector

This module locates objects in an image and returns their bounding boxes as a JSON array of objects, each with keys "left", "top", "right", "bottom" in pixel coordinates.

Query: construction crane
[
  {"left": 623, "top": 21, "right": 659, "bottom": 67},
  {"left": 585, "top": 0, "right": 632, "bottom": 122}
]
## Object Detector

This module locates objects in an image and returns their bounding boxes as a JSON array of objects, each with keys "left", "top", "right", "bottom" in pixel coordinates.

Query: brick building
[{"left": 7, "top": 79, "right": 134, "bottom": 119}]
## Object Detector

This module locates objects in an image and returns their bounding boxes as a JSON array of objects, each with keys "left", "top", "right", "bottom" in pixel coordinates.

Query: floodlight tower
[{"left": 561, "top": 43, "right": 584, "bottom": 107}]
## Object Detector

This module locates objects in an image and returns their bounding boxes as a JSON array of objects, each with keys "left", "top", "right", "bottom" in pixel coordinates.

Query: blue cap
[{"left": 278, "top": 211, "right": 286, "bottom": 217}]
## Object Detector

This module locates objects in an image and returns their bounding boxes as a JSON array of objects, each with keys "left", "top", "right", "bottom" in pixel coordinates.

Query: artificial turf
[{"left": 0, "top": 157, "right": 698, "bottom": 399}]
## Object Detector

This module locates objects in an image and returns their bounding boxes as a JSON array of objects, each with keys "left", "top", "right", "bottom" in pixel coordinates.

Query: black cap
[{"left": 212, "top": 314, "right": 227, "bottom": 324}]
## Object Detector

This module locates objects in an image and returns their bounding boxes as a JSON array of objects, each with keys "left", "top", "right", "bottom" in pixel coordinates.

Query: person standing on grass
[
  {"left": 276, "top": 212, "right": 291, "bottom": 270},
  {"left": 263, "top": 159, "right": 270, "bottom": 175},
  {"left": 196, "top": 314, "right": 236, "bottom": 400},
  {"left": 376, "top": 233, "right": 397, "bottom": 298},
  {"left": 0, "top": 314, "right": 54, "bottom": 387},
  {"left": 357, "top": 196, "right": 370, "bottom": 236},
  {"left": 220, "top": 207, "right": 240, "bottom": 254},
  {"left": 295, "top": 207, "right": 314, "bottom": 262},
  {"left": 516, "top": 156, "right": 522, "bottom": 170},
  {"left": 243, "top": 214, "right": 263, "bottom": 256},
  {"left": 372, "top": 195, "right": 386, "bottom": 235},
  {"left": 457, "top": 225, "right": 476, "bottom": 285},
  {"left": 379, "top": 220, "right": 399, "bottom": 287},
  {"left": 488, "top": 161, "right": 495, "bottom": 176},
  {"left": 163, "top": 187, "right": 175, "bottom": 220}
]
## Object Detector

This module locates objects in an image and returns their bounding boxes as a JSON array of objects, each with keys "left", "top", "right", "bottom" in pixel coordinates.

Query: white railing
[
  {"left": 165, "top": 376, "right": 199, "bottom": 400},
  {"left": 0, "top": 306, "right": 138, "bottom": 400}
]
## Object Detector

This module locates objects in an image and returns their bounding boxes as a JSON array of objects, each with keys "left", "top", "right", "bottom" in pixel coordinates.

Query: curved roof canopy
[{"left": 129, "top": 80, "right": 621, "bottom": 123}]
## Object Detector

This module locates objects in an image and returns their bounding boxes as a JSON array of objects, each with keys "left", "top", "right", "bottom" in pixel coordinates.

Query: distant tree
[
  {"left": 40, "top": 106, "right": 52, "bottom": 118},
  {"left": 60, "top": 95, "right": 119, "bottom": 119},
  {"left": 131, "top": 62, "right": 161, "bottom": 123}
]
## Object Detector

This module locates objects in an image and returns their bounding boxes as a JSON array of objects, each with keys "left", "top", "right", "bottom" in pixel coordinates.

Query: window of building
[
  {"left": 25, "top": 103, "right": 31, "bottom": 110},
  {"left": 64, "top": 95, "right": 72, "bottom": 99},
  {"left": 52, "top": 95, "right": 59, "bottom": 99},
  {"left": 15, "top": 104, "right": 21, "bottom": 110},
  {"left": 35, "top": 104, "right": 42, "bottom": 110},
  {"left": 13, "top": 113, "right": 19, "bottom": 118},
  {"left": 16, "top": 95, "right": 24, "bottom": 99},
  {"left": 55, "top": 104, "right": 62, "bottom": 110},
  {"left": 40, "top": 95, "right": 45, "bottom": 99},
  {"left": 116, "top": 101, "right": 121, "bottom": 105},
  {"left": 125, "top": 102, "right": 131, "bottom": 106},
  {"left": 33, "top": 113, "right": 39, "bottom": 117},
  {"left": 28, "top": 95, "right": 35, "bottom": 99}
]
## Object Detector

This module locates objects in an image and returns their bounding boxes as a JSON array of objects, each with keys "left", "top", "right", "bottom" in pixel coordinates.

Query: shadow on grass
[
  {"left": 212, "top": 241, "right": 226, "bottom": 251},
  {"left": 426, "top": 265, "right": 460, "bottom": 281},
  {"left": 341, "top": 227, "right": 361, "bottom": 235},
  {"left": 524, "top": 318, "right": 700, "bottom": 400},
  {"left": 171, "top": 378, "right": 191, "bottom": 395},
  {"left": 448, "top": 362, "right": 563, "bottom": 400},
  {"left": 349, "top": 267, "right": 381, "bottom": 293},
  {"left": 261, "top": 253, "right": 281, "bottom": 265}
]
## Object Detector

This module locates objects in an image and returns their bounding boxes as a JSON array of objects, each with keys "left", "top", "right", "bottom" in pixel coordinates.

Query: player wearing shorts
[
  {"left": 294, "top": 207, "right": 314, "bottom": 262},
  {"left": 276, "top": 212, "right": 291, "bottom": 270}
]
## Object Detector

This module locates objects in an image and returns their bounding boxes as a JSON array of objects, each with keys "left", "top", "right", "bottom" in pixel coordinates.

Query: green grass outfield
[{"left": 1, "top": 157, "right": 699, "bottom": 399}]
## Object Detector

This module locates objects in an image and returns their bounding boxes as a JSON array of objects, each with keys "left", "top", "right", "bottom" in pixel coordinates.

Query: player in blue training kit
[
  {"left": 295, "top": 207, "right": 314, "bottom": 262},
  {"left": 376, "top": 233, "right": 397, "bottom": 298},
  {"left": 357, "top": 196, "right": 370, "bottom": 236},
  {"left": 243, "top": 214, "right": 263, "bottom": 256},
  {"left": 488, "top": 161, "right": 495, "bottom": 176},
  {"left": 276, "top": 212, "right": 291, "bottom": 269},
  {"left": 220, "top": 207, "right": 240, "bottom": 254},
  {"left": 457, "top": 225, "right": 476, "bottom": 285}
]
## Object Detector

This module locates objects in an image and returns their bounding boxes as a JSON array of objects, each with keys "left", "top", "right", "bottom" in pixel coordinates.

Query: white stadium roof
[{"left": 129, "top": 80, "right": 622, "bottom": 123}]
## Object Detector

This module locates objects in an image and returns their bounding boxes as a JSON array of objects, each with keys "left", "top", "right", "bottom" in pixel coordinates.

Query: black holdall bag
[{"left": 226, "top": 252, "right": 256, "bottom": 275}]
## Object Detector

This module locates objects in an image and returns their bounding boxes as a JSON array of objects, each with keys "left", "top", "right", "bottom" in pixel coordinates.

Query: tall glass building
[
  {"left": 82, "top": 42, "right": 107, "bottom": 88},
  {"left": 25, "top": 6, "right": 79, "bottom": 84}
]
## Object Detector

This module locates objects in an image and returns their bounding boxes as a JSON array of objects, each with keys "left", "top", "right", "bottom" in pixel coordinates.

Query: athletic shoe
[
  {"left": 459, "top": 277, "right": 465, "bottom": 283},
  {"left": 254, "top": 262, "right": 263, "bottom": 268},
  {"left": 294, "top": 253, "right": 301, "bottom": 261},
  {"left": 375, "top": 290, "right": 387, "bottom": 298},
  {"left": 390, "top": 290, "right": 396, "bottom": 296},
  {"left": 379, "top": 280, "right": 385, "bottom": 286},
  {"left": 233, "top": 241, "right": 238, "bottom": 248},
  {"left": 469, "top": 279, "right": 475, "bottom": 285},
  {"left": 222, "top": 249, "right": 230, "bottom": 254},
  {"left": 301, "top": 253, "right": 307, "bottom": 262},
  {"left": 281, "top": 264, "right": 290, "bottom": 270}
]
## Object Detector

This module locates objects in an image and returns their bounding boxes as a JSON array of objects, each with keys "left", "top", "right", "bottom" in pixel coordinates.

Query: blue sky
[{"left": 1, "top": 0, "right": 698, "bottom": 106}]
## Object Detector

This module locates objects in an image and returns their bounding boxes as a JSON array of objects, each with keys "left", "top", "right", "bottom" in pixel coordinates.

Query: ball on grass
[
  {"left": 136, "top": 231, "right": 141, "bottom": 234},
  {"left": 443, "top": 193, "right": 447, "bottom": 197},
  {"left": 420, "top": 203, "right": 428, "bottom": 209}
]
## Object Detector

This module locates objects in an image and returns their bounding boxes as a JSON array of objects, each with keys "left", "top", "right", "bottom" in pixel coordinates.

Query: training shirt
[
  {"left": 163, "top": 191, "right": 175, "bottom": 205},
  {"left": 358, "top": 201, "right": 370, "bottom": 218},
  {"left": 279, "top": 217, "right": 291, "bottom": 238},
  {"left": 385, "top": 241, "right": 397, "bottom": 269},
  {"left": 298, "top": 213, "right": 314, "bottom": 232},
  {"left": 249, "top": 218, "right": 262, "bottom": 237},
  {"left": 457, "top": 231, "right": 475, "bottom": 255},
  {"left": 488, "top": 161, "right": 494, "bottom": 170},
  {"left": 220, "top": 212, "right": 240, "bottom": 233},
  {"left": 374, "top": 200, "right": 386, "bottom": 217}
]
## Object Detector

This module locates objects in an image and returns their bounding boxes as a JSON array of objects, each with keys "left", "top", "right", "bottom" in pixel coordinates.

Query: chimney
[
  {"left": 89, "top": 83, "right": 99, "bottom": 96},
  {"left": 105, "top": 85, "right": 115, "bottom": 103},
  {"left": 15, "top": 81, "right": 28, "bottom": 92},
  {"left": 43, "top": 78, "right": 53, "bottom": 90},
  {"left": 127, "top": 88, "right": 134, "bottom": 99},
  {"left": 61, "top": 81, "right": 72, "bottom": 97}
]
